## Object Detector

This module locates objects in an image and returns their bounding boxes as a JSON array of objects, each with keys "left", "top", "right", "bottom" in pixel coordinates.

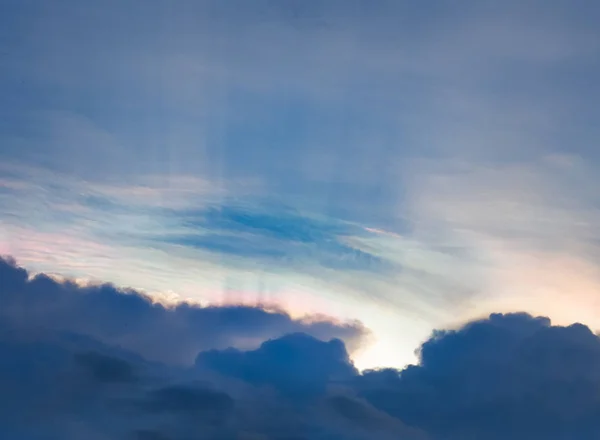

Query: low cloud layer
[
  {"left": 0, "top": 257, "right": 367, "bottom": 364},
  {"left": 3, "top": 257, "right": 600, "bottom": 439},
  {"left": 356, "top": 313, "right": 600, "bottom": 440}
]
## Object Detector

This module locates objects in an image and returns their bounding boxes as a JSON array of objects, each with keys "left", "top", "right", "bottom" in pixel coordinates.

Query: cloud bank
[
  {"left": 0, "top": 257, "right": 367, "bottom": 364},
  {"left": 3, "top": 257, "right": 600, "bottom": 439}
]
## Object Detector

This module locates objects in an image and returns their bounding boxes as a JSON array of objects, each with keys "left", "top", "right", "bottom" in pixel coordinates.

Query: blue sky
[{"left": 1, "top": 0, "right": 600, "bottom": 369}]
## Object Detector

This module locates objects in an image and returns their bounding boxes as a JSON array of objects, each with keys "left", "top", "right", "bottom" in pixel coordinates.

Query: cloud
[
  {"left": 4, "top": 263, "right": 600, "bottom": 439},
  {"left": 357, "top": 313, "right": 600, "bottom": 440},
  {"left": 196, "top": 332, "right": 358, "bottom": 399},
  {"left": 0, "top": 330, "right": 146, "bottom": 439},
  {"left": 0, "top": 281, "right": 420, "bottom": 439},
  {"left": 74, "top": 351, "right": 138, "bottom": 384},
  {"left": 142, "top": 385, "right": 234, "bottom": 415},
  {"left": 0, "top": 257, "right": 367, "bottom": 364},
  {"left": 0, "top": 165, "right": 414, "bottom": 371},
  {"left": 160, "top": 202, "right": 388, "bottom": 272}
]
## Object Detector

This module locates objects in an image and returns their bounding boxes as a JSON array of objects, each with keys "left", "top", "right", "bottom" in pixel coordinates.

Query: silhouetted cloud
[
  {"left": 0, "top": 257, "right": 367, "bottom": 364},
  {"left": 0, "top": 317, "right": 418, "bottom": 439},
  {"left": 74, "top": 351, "right": 138, "bottom": 383},
  {"left": 357, "top": 312, "right": 600, "bottom": 440},
  {"left": 196, "top": 332, "right": 357, "bottom": 399},
  {"left": 138, "top": 384, "right": 235, "bottom": 433},
  {"left": 143, "top": 385, "right": 234, "bottom": 415},
  {"left": 0, "top": 256, "right": 421, "bottom": 439},
  {"left": 5, "top": 256, "right": 600, "bottom": 438},
  {"left": 131, "top": 430, "right": 171, "bottom": 440}
]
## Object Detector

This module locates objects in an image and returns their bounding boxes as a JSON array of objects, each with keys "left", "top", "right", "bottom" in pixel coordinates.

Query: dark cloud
[
  {"left": 0, "top": 257, "right": 420, "bottom": 439},
  {"left": 328, "top": 395, "right": 383, "bottom": 429},
  {"left": 0, "top": 334, "right": 132, "bottom": 439},
  {"left": 0, "top": 257, "right": 367, "bottom": 364},
  {"left": 136, "top": 385, "right": 236, "bottom": 436},
  {"left": 0, "top": 323, "right": 418, "bottom": 439},
  {"left": 131, "top": 430, "right": 172, "bottom": 440},
  {"left": 5, "top": 256, "right": 600, "bottom": 439},
  {"left": 142, "top": 385, "right": 234, "bottom": 416},
  {"left": 356, "top": 312, "right": 600, "bottom": 440},
  {"left": 74, "top": 351, "right": 138, "bottom": 383},
  {"left": 196, "top": 332, "right": 357, "bottom": 399}
]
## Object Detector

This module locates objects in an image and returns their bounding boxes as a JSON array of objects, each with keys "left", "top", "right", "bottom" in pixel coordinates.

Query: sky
[{"left": 1, "top": 0, "right": 600, "bottom": 374}]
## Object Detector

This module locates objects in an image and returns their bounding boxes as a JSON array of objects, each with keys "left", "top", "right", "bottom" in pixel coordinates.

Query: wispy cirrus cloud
[
  {"left": 0, "top": 161, "right": 393, "bottom": 280},
  {"left": 158, "top": 203, "right": 389, "bottom": 272}
]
